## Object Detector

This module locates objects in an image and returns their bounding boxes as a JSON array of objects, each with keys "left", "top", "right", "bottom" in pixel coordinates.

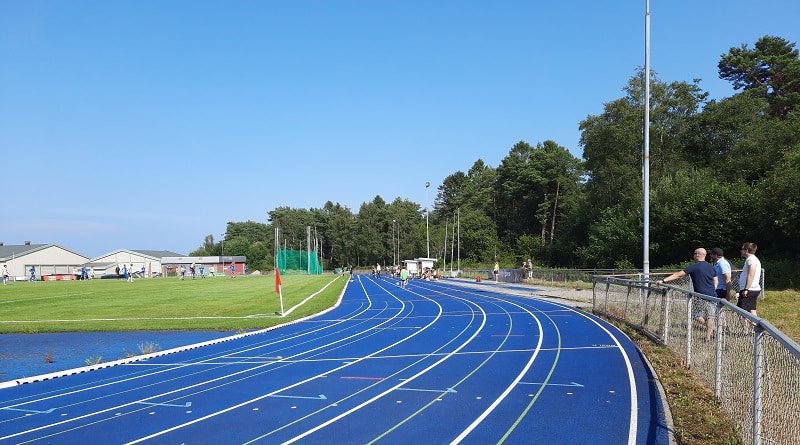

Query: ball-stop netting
[{"left": 276, "top": 248, "right": 323, "bottom": 274}]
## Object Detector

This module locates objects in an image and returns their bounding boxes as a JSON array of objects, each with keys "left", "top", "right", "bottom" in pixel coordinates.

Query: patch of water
[{"left": 0, "top": 331, "right": 235, "bottom": 382}]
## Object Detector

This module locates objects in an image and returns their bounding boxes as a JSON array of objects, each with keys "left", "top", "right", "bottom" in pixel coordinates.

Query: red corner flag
[{"left": 275, "top": 266, "right": 285, "bottom": 316}]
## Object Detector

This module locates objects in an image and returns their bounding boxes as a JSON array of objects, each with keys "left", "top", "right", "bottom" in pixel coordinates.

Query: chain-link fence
[
  {"left": 593, "top": 273, "right": 800, "bottom": 445},
  {"left": 459, "top": 268, "right": 622, "bottom": 283}
]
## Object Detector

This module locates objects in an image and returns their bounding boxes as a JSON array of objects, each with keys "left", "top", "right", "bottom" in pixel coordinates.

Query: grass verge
[{"left": 614, "top": 322, "right": 745, "bottom": 445}]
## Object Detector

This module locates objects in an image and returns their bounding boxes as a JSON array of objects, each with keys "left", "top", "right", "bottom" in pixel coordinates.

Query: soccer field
[{"left": 0, "top": 274, "right": 346, "bottom": 333}]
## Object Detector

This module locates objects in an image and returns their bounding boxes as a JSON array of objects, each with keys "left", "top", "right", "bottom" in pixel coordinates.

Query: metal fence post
[
  {"left": 662, "top": 288, "right": 670, "bottom": 345},
  {"left": 686, "top": 297, "right": 693, "bottom": 366},
  {"left": 714, "top": 302, "right": 723, "bottom": 399},
  {"left": 624, "top": 286, "right": 632, "bottom": 320},
  {"left": 752, "top": 326, "right": 764, "bottom": 445}
]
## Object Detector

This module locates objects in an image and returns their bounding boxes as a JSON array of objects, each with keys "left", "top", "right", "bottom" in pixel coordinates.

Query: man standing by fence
[
  {"left": 710, "top": 248, "right": 732, "bottom": 301},
  {"left": 737, "top": 242, "right": 762, "bottom": 319},
  {"left": 657, "top": 248, "right": 718, "bottom": 341}
]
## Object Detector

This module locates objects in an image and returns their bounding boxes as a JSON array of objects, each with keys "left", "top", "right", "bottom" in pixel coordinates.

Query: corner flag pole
[
  {"left": 275, "top": 227, "right": 284, "bottom": 316},
  {"left": 275, "top": 264, "right": 284, "bottom": 316}
]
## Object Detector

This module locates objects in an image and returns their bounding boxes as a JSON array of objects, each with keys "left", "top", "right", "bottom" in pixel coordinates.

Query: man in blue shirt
[
  {"left": 710, "top": 248, "right": 732, "bottom": 301},
  {"left": 658, "top": 248, "right": 718, "bottom": 341}
]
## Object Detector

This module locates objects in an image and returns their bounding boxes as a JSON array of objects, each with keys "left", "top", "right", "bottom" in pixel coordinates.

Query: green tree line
[{"left": 190, "top": 35, "right": 800, "bottom": 288}]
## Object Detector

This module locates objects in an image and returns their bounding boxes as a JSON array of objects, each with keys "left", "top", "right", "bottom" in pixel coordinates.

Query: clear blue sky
[{"left": 2, "top": 0, "right": 798, "bottom": 258}]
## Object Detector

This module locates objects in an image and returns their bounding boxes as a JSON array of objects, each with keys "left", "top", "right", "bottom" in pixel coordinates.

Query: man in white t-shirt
[{"left": 737, "top": 242, "right": 762, "bottom": 317}]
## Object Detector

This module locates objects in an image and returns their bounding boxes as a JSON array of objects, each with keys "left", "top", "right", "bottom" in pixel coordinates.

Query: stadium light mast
[
  {"left": 221, "top": 234, "right": 225, "bottom": 275},
  {"left": 392, "top": 219, "right": 397, "bottom": 265},
  {"left": 425, "top": 181, "right": 430, "bottom": 258},
  {"left": 643, "top": 0, "right": 651, "bottom": 278}
]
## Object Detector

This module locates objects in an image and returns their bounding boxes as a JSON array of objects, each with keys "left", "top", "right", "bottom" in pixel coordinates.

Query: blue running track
[{"left": 0, "top": 276, "right": 671, "bottom": 444}]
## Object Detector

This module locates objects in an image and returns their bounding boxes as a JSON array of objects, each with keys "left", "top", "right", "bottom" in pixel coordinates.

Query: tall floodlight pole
[
  {"left": 457, "top": 208, "right": 460, "bottom": 274},
  {"left": 221, "top": 234, "right": 225, "bottom": 275},
  {"left": 392, "top": 220, "right": 397, "bottom": 265},
  {"left": 396, "top": 220, "right": 401, "bottom": 264},
  {"left": 443, "top": 218, "right": 448, "bottom": 272},
  {"left": 643, "top": 0, "right": 651, "bottom": 278},
  {"left": 425, "top": 181, "right": 430, "bottom": 258},
  {"left": 450, "top": 213, "right": 456, "bottom": 275}
]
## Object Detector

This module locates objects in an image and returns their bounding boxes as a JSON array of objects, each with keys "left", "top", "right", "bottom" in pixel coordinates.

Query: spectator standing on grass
[
  {"left": 29, "top": 265, "right": 36, "bottom": 282},
  {"left": 199, "top": 264, "right": 205, "bottom": 277},
  {"left": 81, "top": 266, "right": 88, "bottom": 281},
  {"left": 115, "top": 265, "right": 120, "bottom": 279},
  {"left": 230, "top": 263, "right": 235, "bottom": 277},
  {"left": 658, "top": 248, "right": 718, "bottom": 341},
  {"left": 737, "top": 242, "right": 762, "bottom": 319},
  {"left": 710, "top": 248, "right": 732, "bottom": 301},
  {"left": 2, "top": 264, "right": 9, "bottom": 285},
  {"left": 180, "top": 265, "right": 186, "bottom": 280}
]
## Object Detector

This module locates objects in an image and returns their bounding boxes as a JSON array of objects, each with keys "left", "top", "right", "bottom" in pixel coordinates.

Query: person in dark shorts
[
  {"left": 658, "top": 248, "right": 718, "bottom": 340},
  {"left": 737, "top": 242, "right": 762, "bottom": 316}
]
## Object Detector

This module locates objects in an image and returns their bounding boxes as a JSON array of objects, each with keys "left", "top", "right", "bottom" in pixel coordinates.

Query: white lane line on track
[
  {"left": 278, "top": 285, "right": 484, "bottom": 445},
  {"left": 529, "top": 296, "right": 640, "bottom": 445},
  {"left": 123, "top": 274, "right": 445, "bottom": 444},
  {"left": 445, "top": 294, "right": 545, "bottom": 444},
  {"left": 395, "top": 387, "right": 457, "bottom": 394},
  {"left": 423, "top": 280, "right": 638, "bottom": 444},
  {"left": 267, "top": 394, "right": 327, "bottom": 401},
  {"left": 518, "top": 381, "right": 585, "bottom": 387},
  {"left": 135, "top": 401, "right": 192, "bottom": 408}
]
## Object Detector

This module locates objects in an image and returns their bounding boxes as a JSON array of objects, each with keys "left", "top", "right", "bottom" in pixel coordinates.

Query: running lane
[{"left": 0, "top": 277, "right": 670, "bottom": 444}]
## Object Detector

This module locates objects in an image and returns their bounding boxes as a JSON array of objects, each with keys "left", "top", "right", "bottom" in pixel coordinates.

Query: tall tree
[
  {"left": 435, "top": 171, "right": 468, "bottom": 218},
  {"left": 650, "top": 169, "right": 756, "bottom": 264},
  {"left": 495, "top": 141, "right": 543, "bottom": 241},
  {"left": 579, "top": 71, "right": 708, "bottom": 267},
  {"left": 759, "top": 136, "right": 800, "bottom": 249},
  {"left": 719, "top": 35, "right": 800, "bottom": 118},
  {"left": 355, "top": 196, "right": 390, "bottom": 266},
  {"left": 531, "top": 140, "right": 584, "bottom": 250},
  {"left": 322, "top": 201, "right": 357, "bottom": 268}
]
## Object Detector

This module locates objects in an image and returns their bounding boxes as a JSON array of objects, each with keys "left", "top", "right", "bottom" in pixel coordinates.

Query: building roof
[
  {"left": 88, "top": 249, "right": 185, "bottom": 262},
  {"left": 0, "top": 244, "right": 89, "bottom": 262}
]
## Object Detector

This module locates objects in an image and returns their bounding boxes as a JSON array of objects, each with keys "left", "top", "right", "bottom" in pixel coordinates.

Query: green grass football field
[{"left": 0, "top": 274, "right": 347, "bottom": 333}]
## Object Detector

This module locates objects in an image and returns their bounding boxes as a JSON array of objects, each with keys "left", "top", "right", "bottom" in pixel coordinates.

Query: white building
[
  {"left": 161, "top": 256, "right": 248, "bottom": 276},
  {"left": 0, "top": 243, "right": 89, "bottom": 280},
  {"left": 402, "top": 258, "right": 437, "bottom": 278},
  {"left": 87, "top": 249, "right": 184, "bottom": 278}
]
